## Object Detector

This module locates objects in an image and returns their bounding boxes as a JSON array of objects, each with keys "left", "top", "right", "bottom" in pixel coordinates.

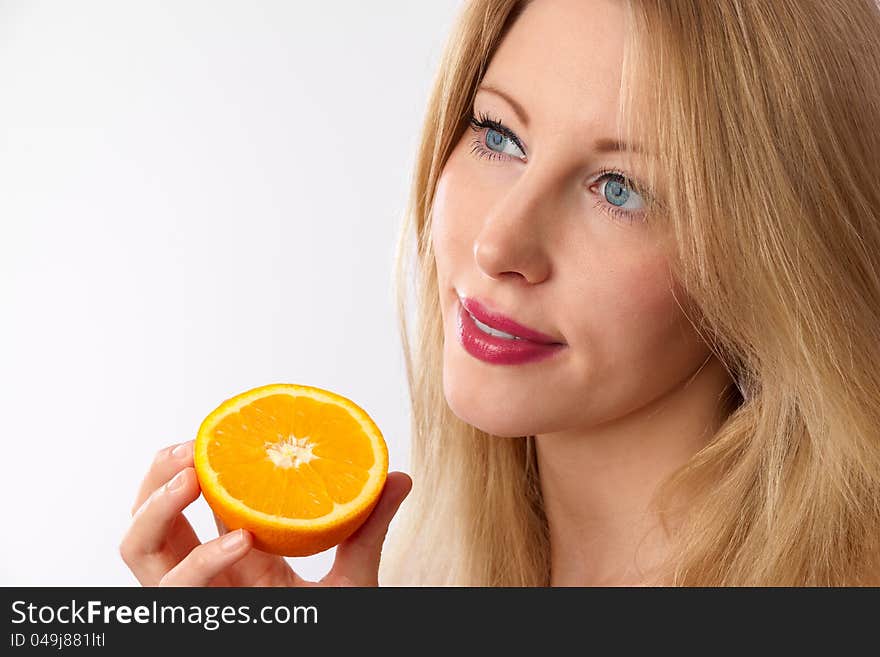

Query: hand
[{"left": 120, "top": 439, "right": 412, "bottom": 587}]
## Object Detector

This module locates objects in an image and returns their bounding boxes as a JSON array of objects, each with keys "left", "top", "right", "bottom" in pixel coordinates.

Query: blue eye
[
  {"left": 597, "top": 173, "right": 645, "bottom": 212},
  {"left": 589, "top": 171, "right": 648, "bottom": 224},
  {"left": 467, "top": 111, "right": 527, "bottom": 162},
  {"left": 606, "top": 178, "right": 628, "bottom": 205}
]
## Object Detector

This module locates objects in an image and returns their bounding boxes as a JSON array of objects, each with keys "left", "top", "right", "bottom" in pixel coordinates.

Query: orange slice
[{"left": 193, "top": 383, "right": 388, "bottom": 557}]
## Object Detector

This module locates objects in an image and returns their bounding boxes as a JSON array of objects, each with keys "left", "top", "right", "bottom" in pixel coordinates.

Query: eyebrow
[{"left": 475, "top": 82, "right": 648, "bottom": 155}]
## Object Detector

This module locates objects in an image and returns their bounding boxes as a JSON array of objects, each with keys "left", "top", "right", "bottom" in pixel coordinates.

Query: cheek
[
  {"left": 430, "top": 148, "right": 482, "bottom": 311},
  {"left": 557, "top": 250, "right": 706, "bottom": 423},
  {"left": 616, "top": 261, "right": 679, "bottom": 333},
  {"left": 573, "top": 251, "right": 694, "bottom": 367}
]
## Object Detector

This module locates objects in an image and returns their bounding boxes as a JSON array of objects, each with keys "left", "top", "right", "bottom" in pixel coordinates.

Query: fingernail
[
  {"left": 165, "top": 469, "right": 188, "bottom": 492},
  {"left": 171, "top": 441, "right": 192, "bottom": 458},
  {"left": 221, "top": 529, "right": 247, "bottom": 551}
]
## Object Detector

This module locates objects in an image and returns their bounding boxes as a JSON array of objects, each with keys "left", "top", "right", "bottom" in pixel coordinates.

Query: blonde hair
[{"left": 380, "top": 0, "right": 880, "bottom": 586}]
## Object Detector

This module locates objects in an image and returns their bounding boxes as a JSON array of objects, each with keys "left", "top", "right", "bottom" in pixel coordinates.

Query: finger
[
  {"left": 166, "top": 514, "right": 202, "bottom": 561},
  {"left": 160, "top": 529, "right": 253, "bottom": 586},
  {"left": 329, "top": 471, "right": 412, "bottom": 586},
  {"left": 131, "top": 439, "right": 195, "bottom": 515},
  {"left": 119, "top": 467, "right": 201, "bottom": 586},
  {"left": 212, "top": 512, "right": 311, "bottom": 587}
]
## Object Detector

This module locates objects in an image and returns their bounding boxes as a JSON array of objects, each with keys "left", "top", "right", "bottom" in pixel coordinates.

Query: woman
[{"left": 121, "top": 0, "right": 880, "bottom": 586}]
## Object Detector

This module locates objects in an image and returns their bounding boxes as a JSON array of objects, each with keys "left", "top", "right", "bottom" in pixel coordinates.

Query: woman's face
[{"left": 431, "top": 0, "right": 718, "bottom": 438}]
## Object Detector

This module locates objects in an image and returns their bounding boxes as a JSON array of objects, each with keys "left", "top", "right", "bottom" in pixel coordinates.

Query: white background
[{"left": 0, "top": 0, "right": 460, "bottom": 585}]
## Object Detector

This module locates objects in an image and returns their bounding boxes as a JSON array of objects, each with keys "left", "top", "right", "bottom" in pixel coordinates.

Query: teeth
[{"left": 470, "top": 312, "right": 523, "bottom": 340}]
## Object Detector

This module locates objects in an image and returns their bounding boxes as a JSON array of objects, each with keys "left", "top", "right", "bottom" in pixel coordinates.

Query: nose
[{"left": 472, "top": 173, "right": 554, "bottom": 285}]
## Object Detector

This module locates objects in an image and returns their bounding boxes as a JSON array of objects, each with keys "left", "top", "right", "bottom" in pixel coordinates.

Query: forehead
[{"left": 479, "top": 0, "right": 629, "bottom": 137}]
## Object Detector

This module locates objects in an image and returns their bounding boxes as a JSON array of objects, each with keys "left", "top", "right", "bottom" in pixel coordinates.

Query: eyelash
[{"left": 467, "top": 110, "right": 647, "bottom": 224}]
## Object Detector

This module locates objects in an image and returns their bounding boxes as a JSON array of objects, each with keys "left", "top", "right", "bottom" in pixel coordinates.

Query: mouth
[{"left": 457, "top": 293, "right": 566, "bottom": 346}]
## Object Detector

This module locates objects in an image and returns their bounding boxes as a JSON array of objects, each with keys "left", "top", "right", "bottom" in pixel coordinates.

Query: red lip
[
  {"left": 456, "top": 300, "right": 566, "bottom": 365},
  {"left": 459, "top": 296, "right": 565, "bottom": 345}
]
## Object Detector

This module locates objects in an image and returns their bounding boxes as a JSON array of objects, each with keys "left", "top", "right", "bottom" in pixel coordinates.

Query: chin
[
  {"left": 452, "top": 407, "right": 536, "bottom": 438},
  {"left": 442, "top": 375, "right": 553, "bottom": 438}
]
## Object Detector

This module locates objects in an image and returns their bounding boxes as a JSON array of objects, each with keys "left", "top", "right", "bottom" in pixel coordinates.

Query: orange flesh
[{"left": 206, "top": 394, "right": 375, "bottom": 519}]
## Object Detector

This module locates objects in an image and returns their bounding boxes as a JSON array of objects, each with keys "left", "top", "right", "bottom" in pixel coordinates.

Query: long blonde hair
[{"left": 380, "top": 0, "right": 880, "bottom": 586}]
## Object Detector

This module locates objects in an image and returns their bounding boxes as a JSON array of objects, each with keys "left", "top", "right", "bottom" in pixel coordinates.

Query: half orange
[{"left": 193, "top": 383, "right": 388, "bottom": 557}]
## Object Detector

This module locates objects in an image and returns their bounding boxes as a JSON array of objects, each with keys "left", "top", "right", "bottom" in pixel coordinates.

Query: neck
[{"left": 536, "top": 354, "right": 735, "bottom": 586}]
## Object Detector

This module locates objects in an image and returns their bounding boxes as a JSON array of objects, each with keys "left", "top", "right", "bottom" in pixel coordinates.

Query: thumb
[{"left": 329, "top": 471, "right": 412, "bottom": 586}]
